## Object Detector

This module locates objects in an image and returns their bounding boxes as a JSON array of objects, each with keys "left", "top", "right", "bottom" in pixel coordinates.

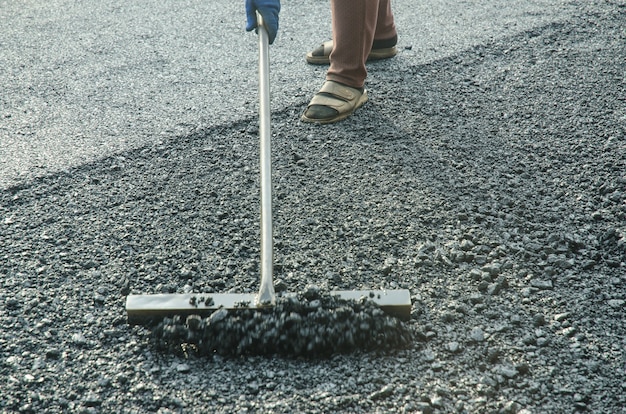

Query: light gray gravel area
[
  {"left": 1, "top": 0, "right": 625, "bottom": 413},
  {"left": 1, "top": 0, "right": 581, "bottom": 188}
]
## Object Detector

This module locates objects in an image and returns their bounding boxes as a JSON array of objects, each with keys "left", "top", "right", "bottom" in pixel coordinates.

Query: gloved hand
[{"left": 245, "top": 0, "right": 280, "bottom": 44}]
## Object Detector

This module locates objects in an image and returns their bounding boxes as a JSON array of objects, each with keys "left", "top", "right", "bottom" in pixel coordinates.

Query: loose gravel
[{"left": 1, "top": 2, "right": 625, "bottom": 413}]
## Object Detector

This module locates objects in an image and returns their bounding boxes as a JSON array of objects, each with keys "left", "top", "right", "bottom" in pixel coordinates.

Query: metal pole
[{"left": 256, "top": 13, "right": 275, "bottom": 306}]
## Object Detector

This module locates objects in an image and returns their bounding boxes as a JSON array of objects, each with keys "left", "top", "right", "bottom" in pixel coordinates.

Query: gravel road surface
[
  {"left": 2, "top": 0, "right": 581, "bottom": 187},
  {"left": 1, "top": 0, "right": 625, "bottom": 413}
]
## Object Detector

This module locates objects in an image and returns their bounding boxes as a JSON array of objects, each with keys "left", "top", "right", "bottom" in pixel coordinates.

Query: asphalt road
[
  {"left": 1, "top": 1, "right": 624, "bottom": 412},
  {"left": 1, "top": 0, "right": 581, "bottom": 188}
]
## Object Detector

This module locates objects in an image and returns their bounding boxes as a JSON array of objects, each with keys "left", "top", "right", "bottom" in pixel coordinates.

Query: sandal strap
[
  {"left": 308, "top": 94, "right": 350, "bottom": 111},
  {"left": 308, "top": 81, "right": 366, "bottom": 112},
  {"left": 302, "top": 81, "right": 369, "bottom": 123},
  {"left": 319, "top": 81, "right": 361, "bottom": 101},
  {"left": 311, "top": 40, "right": 333, "bottom": 57}
]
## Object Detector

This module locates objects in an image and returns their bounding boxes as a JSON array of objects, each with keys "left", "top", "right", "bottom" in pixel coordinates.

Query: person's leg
[
  {"left": 326, "top": 0, "right": 380, "bottom": 89},
  {"left": 305, "top": 0, "right": 397, "bottom": 65},
  {"left": 373, "top": 0, "right": 397, "bottom": 49},
  {"left": 302, "top": 0, "right": 397, "bottom": 123}
]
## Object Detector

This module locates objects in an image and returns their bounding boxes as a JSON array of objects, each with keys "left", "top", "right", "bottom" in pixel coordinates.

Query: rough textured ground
[
  {"left": 1, "top": 1, "right": 625, "bottom": 413},
  {"left": 0, "top": 0, "right": 581, "bottom": 188}
]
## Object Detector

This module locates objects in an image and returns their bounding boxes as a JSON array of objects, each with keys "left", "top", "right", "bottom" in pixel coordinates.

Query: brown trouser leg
[{"left": 327, "top": 0, "right": 397, "bottom": 89}]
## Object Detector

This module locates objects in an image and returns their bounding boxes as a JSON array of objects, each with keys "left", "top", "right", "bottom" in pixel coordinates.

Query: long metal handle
[{"left": 256, "top": 13, "right": 275, "bottom": 306}]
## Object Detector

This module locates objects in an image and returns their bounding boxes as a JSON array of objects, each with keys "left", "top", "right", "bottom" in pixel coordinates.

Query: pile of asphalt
[
  {"left": 153, "top": 288, "right": 414, "bottom": 357},
  {"left": 0, "top": 2, "right": 624, "bottom": 413}
]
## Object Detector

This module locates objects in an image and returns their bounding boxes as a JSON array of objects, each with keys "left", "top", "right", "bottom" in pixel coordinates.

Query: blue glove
[{"left": 245, "top": 0, "right": 280, "bottom": 44}]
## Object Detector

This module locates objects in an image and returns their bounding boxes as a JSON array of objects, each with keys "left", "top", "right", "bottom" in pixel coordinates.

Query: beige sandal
[
  {"left": 306, "top": 40, "right": 397, "bottom": 65},
  {"left": 301, "top": 81, "right": 368, "bottom": 124}
]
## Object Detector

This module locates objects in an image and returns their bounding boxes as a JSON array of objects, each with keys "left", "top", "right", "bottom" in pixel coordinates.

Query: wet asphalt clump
[{"left": 153, "top": 290, "right": 414, "bottom": 357}]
